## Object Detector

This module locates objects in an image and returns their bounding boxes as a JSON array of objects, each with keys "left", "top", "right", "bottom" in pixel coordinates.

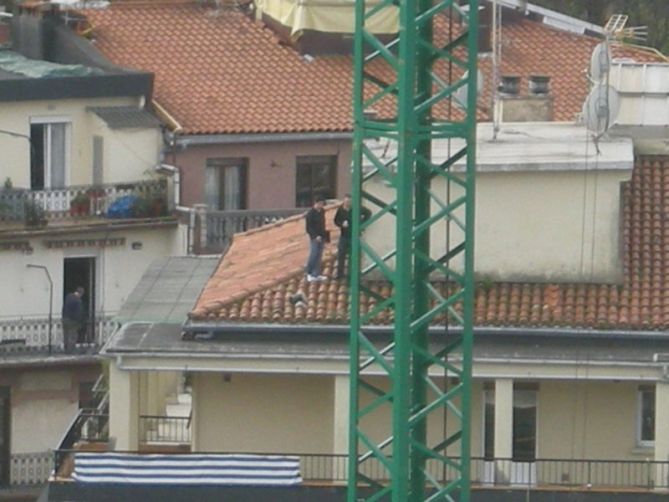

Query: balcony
[
  {"left": 0, "top": 179, "right": 170, "bottom": 233},
  {"left": 0, "top": 315, "right": 117, "bottom": 354},
  {"left": 48, "top": 452, "right": 669, "bottom": 495},
  {"left": 201, "top": 208, "right": 305, "bottom": 254}
]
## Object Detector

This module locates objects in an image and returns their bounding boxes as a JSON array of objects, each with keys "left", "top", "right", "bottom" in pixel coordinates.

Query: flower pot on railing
[
  {"left": 70, "top": 193, "right": 90, "bottom": 217},
  {"left": 131, "top": 194, "right": 167, "bottom": 218}
]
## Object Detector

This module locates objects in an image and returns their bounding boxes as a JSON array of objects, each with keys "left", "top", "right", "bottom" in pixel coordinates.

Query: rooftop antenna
[
  {"left": 604, "top": 14, "right": 648, "bottom": 43},
  {"left": 582, "top": 15, "right": 628, "bottom": 151}
]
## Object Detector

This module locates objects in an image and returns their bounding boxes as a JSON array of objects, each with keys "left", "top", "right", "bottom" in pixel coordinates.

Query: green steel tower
[{"left": 347, "top": 0, "right": 479, "bottom": 500}]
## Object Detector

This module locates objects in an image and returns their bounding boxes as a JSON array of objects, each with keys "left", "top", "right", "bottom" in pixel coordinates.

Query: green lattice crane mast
[{"left": 347, "top": 0, "right": 479, "bottom": 500}]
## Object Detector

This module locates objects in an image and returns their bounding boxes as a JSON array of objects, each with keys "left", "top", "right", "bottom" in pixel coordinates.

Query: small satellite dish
[
  {"left": 453, "top": 69, "right": 484, "bottom": 110},
  {"left": 590, "top": 42, "right": 611, "bottom": 82},
  {"left": 583, "top": 84, "right": 620, "bottom": 135}
]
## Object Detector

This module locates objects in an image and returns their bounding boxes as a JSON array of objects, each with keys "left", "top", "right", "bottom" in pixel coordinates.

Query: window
[
  {"left": 483, "top": 389, "right": 494, "bottom": 460},
  {"left": 512, "top": 389, "right": 537, "bottom": 462},
  {"left": 205, "top": 158, "right": 248, "bottom": 210},
  {"left": 30, "top": 120, "right": 69, "bottom": 190},
  {"left": 295, "top": 155, "right": 337, "bottom": 207},
  {"left": 638, "top": 386, "right": 655, "bottom": 446},
  {"left": 482, "top": 383, "right": 537, "bottom": 461}
]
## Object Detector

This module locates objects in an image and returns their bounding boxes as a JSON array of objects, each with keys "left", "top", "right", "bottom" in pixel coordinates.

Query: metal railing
[
  {"left": 0, "top": 179, "right": 168, "bottom": 224},
  {"left": 203, "top": 208, "right": 304, "bottom": 253},
  {"left": 0, "top": 315, "right": 117, "bottom": 353},
  {"left": 10, "top": 451, "right": 53, "bottom": 486},
  {"left": 48, "top": 452, "right": 669, "bottom": 491},
  {"left": 139, "top": 415, "right": 191, "bottom": 444}
]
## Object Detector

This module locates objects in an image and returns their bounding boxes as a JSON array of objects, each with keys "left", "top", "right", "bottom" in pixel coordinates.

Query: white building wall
[
  {"left": 0, "top": 97, "right": 146, "bottom": 189},
  {"left": 89, "top": 116, "right": 162, "bottom": 184},
  {"left": 1, "top": 225, "right": 186, "bottom": 318},
  {"left": 364, "top": 167, "right": 628, "bottom": 283}
]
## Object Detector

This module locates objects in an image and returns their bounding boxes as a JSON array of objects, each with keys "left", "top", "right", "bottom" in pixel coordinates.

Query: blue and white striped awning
[{"left": 73, "top": 453, "right": 303, "bottom": 486}]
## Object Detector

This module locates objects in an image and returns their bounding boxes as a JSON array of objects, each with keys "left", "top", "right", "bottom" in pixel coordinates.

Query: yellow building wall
[
  {"left": 192, "top": 373, "right": 335, "bottom": 454},
  {"left": 538, "top": 381, "right": 646, "bottom": 461}
]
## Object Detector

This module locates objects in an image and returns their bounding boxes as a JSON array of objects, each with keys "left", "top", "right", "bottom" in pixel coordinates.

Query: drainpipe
[{"left": 155, "top": 163, "right": 196, "bottom": 254}]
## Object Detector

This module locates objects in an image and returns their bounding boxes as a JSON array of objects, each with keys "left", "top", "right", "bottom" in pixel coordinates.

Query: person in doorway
[
  {"left": 62, "top": 287, "right": 84, "bottom": 353},
  {"left": 334, "top": 194, "right": 371, "bottom": 280},
  {"left": 305, "top": 195, "right": 328, "bottom": 282}
]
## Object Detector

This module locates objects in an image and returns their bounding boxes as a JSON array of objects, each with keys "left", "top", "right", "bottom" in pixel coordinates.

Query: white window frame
[
  {"left": 637, "top": 386, "right": 655, "bottom": 448},
  {"left": 30, "top": 116, "right": 72, "bottom": 188}
]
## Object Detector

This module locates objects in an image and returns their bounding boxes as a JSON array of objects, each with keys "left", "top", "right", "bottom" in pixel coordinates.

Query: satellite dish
[
  {"left": 590, "top": 42, "right": 611, "bottom": 82},
  {"left": 453, "top": 69, "right": 484, "bottom": 110},
  {"left": 583, "top": 84, "right": 620, "bottom": 135}
]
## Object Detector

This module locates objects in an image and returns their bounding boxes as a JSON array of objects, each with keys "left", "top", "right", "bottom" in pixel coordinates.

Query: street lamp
[{"left": 26, "top": 264, "right": 53, "bottom": 355}]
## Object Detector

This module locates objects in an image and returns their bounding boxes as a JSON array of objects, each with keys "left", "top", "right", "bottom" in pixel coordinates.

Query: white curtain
[{"left": 48, "top": 123, "right": 67, "bottom": 188}]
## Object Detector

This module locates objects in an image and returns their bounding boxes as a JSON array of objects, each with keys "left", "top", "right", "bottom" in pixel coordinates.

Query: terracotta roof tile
[
  {"left": 191, "top": 156, "right": 669, "bottom": 331},
  {"left": 81, "top": 3, "right": 662, "bottom": 135}
]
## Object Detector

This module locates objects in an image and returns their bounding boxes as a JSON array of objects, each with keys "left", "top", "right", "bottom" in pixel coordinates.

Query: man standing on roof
[
  {"left": 334, "top": 194, "right": 371, "bottom": 280},
  {"left": 305, "top": 195, "right": 328, "bottom": 282}
]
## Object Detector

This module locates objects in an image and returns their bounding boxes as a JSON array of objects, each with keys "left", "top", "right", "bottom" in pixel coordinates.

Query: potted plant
[
  {"left": 24, "top": 199, "right": 47, "bottom": 227},
  {"left": 131, "top": 194, "right": 152, "bottom": 218},
  {"left": 150, "top": 194, "right": 167, "bottom": 217},
  {"left": 0, "top": 178, "right": 24, "bottom": 222},
  {"left": 70, "top": 192, "right": 90, "bottom": 217}
]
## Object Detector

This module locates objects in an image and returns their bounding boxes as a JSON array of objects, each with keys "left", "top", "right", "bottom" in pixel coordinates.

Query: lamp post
[{"left": 26, "top": 264, "right": 53, "bottom": 355}]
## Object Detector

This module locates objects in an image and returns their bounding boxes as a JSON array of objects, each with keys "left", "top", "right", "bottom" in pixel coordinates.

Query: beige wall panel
[{"left": 194, "top": 373, "right": 334, "bottom": 454}]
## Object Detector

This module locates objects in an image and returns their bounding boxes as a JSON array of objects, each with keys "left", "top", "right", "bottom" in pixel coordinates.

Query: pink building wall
[{"left": 174, "top": 139, "right": 352, "bottom": 209}]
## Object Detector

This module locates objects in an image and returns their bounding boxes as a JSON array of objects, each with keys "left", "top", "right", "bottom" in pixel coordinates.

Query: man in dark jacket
[
  {"left": 62, "top": 287, "right": 84, "bottom": 353},
  {"left": 334, "top": 194, "right": 371, "bottom": 280},
  {"left": 305, "top": 195, "right": 328, "bottom": 282}
]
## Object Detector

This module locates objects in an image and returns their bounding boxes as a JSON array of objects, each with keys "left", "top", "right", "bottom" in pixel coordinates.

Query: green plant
[
  {"left": 24, "top": 199, "right": 47, "bottom": 227},
  {"left": 3, "top": 178, "right": 12, "bottom": 190},
  {"left": 72, "top": 193, "right": 89, "bottom": 205},
  {"left": 131, "top": 195, "right": 152, "bottom": 218}
]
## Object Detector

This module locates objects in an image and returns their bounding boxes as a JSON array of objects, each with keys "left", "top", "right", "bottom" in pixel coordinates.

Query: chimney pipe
[
  {"left": 529, "top": 75, "right": 550, "bottom": 96},
  {"left": 499, "top": 75, "right": 520, "bottom": 96}
]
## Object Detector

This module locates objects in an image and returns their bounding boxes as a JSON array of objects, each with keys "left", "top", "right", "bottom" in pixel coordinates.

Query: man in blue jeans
[{"left": 305, "top": 195, "right": 328, "bottom": 282}]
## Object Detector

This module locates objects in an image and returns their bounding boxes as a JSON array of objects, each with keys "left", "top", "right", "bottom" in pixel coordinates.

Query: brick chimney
[{"left": 498, "top": 75, "right": 554, "bottom": 122}]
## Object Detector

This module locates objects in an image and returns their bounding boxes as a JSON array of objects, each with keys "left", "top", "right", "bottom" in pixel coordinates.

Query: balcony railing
[
  {"left": 0, "top": 314, "right": 117, "bottom": 353},
  {"left": 0, "top": 179, "right": 168, "bottom": 226},
  {"left": 50, "top": 452, "right": 669, "bottom": 492},
  {"left": 203, "top": 208, "right": 304, "bottom": 253},
  {"left": 10, "top": 451, "right": 53, "bottom": 486},
  {"left": 139, "top": 415, "right": 191, "bottom": 444}
]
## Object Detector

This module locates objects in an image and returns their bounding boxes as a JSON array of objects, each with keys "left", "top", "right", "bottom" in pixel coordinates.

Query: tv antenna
[{"left": 604, "top": 14, "right": 648, "bottom": 42}]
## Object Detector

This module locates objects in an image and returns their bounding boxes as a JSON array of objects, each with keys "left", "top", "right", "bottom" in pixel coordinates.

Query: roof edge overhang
[
  {"left": 0, "top": 72, "right": 153, "bottom": 102},
  {"left": 182, "top": 322, "right": 668, "bottom": 342},
  {"left": 175, "top": 131, "right": 353, "bottom": 147}
]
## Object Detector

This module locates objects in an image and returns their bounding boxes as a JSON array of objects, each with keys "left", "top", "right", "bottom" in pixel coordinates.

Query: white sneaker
[
  {"left": 317, "top": 275, "right": 328, "bottom": 281},
  {"left": 307, "top": 274, "right": 318, "bottom": 282}
]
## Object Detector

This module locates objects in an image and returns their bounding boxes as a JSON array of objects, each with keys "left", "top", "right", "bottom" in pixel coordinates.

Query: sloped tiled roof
[
  {"left": 81, "top": 3, "right": 352, "bottom": 135},
  {"left": 190, "top": 156, "right": 669, "bottom": 331},
  {"left": 191, "top": 206, "right": 338, "bottom": 319},
  {"left": 82, "top": 2, "right": 663, "bottom": 135}
]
